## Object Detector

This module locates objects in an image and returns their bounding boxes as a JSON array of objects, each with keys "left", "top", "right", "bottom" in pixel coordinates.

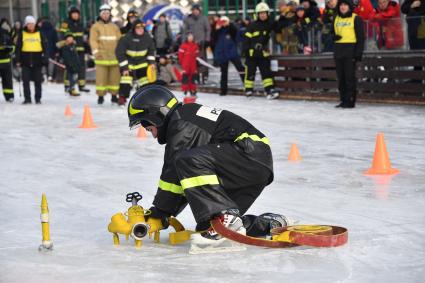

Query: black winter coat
[{"left": 61, "top": 44, "right": 81, "bottom": 73}]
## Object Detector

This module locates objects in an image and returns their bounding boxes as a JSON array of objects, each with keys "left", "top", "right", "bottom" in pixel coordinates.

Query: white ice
[{"left": 0, "top": 83, "right": 424, "bottom": 283}]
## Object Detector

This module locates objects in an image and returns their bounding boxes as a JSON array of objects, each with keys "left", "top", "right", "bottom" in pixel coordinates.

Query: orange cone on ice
[
  {"left": 78, "top": 105, "right": 97, "bottom": 129},
  {"left": 364, "top": 133, "right": 399, "bottom": 175},
  {"left": 288, "top": 143, "right": 302, "bottom": 161},
  {"left": 137, "top": 127, "right": 147, "bottom": 139},
  {"left": 64, "top": 104, "right": 73, "bottom": 117}
]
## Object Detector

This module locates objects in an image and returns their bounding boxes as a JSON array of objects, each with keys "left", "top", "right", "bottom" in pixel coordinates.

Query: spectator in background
[
  {"left": 209, "top": 14, "right": 220, "bottom": 54},
  {"left": 212, "top": 16, "right": 245, "bottom": 96},
  {"left": 300, "top": 0, "right": 321, "bottom": 23},
  {"left": 294, "top": 6, "right": 312, "bottom": 54},
  {"left": 276, "top": 1, "right": 299, "bottom": 55},
  {"left": 401, "top": 0, "right": 425, "bottom": 50},
  {"left": 38, "top": 17, "right": 58, "bottom": 82},
  {"left": 178, "top": 32, "right": 199, "bottom": 96},
  {"left": 15, "top": 15, "right": 48, "bottom": 104},
  {"left": 373, "top": 0, "right": 404, "bottom": 49},
  {"left": 322, "top": 0, "right": 338, "bottom": 52},
  {"left": 183, "top": 4, "right": 211, "bottom": 84},
  {"left": 11, "top": 21, "right": 21, "bottom": 44},
  {"left": 156, "top": 55, "right": 178, "bottom": 85},
  {"left": 153, "top": 14, "right": 173, "bottom": 57},
  {"left": 121, "top": 8, "right": 139, "bottom": 35},
  {"left": 235, "top": 17, "right": 251, "bottom": 56},
  {"left": 353, "top": 0, "right": 376, "bottom": 48}
]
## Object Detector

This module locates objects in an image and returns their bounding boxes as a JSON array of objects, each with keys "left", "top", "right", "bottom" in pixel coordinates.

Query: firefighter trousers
[
  {"left": 95, "top": 64, "right": 120, "bottom": 96},
  {"left": 118, "top": 67, "right": 148, "bottom": 98},
  {"left": 244, "top": 57, "right": 275, "bottom": 93},
  {"left": 0, "top": 65, "right": 14, "bottom": 101},
  {"left": 174, "top": 141, "right": 272, "bottom": 227}
]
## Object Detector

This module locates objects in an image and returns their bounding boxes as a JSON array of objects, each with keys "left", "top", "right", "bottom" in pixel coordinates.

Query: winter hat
[
  {"left": 338, "top": 0, "right": 354, "bottom": 9},
  {"left": 220, "top": 16, "right": 230, "bottom": 23},
  {"left": 296, "top": 5, "right": 305, "bottom": 11},
  {"left": 24, "top": 15, "right": 36, "bottom": 25}
]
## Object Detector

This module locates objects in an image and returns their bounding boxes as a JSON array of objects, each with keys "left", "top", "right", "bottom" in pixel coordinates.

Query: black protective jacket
[
  {"left": 243, "top": 19, "right": 276, "bottom": 58},
  {"left": 151, "top": 103, "right": 274, "bottom": 218},
  {"left": 58, "top": 18, "right": 85, "bottom": 52},
  {"left": 0, "top": 27, "right": 14, "bottom": 68},
  {"left": 115, "top": 30, "right": 155, "bottom": 72}
]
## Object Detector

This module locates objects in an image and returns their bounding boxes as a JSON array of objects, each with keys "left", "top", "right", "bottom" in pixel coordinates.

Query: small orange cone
[
  {"left": 137, "top": 127, "right": 147, "bottom": 139},
  {"left": 364, "top": 133, "right": 399, "bottom": 175},
  {"left": 78, "top": 104, "right": 97, "bottom": 129},
  {"left": 64, "top": 104, "right": 74, "bottom": 116},
  {"left": 288, "top": 143, "right": 302, "bottom": 161}
]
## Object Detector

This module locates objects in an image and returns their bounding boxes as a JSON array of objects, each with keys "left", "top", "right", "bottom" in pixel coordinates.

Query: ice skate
[{"left": 189, "top": 212, "right": 247, "bottom": 254}]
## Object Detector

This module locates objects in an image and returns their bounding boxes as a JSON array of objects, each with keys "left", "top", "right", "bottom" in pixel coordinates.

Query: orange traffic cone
[
  {"left": 64, "top": 104, "right": 73, "bottom": 117},
  {"left": 137, "top": 127, "right": 147, "bottom": 139},
  {"left": 288, "top": 143, "right": 302, "bottom": 161},
  {"left": 364, "top": 133, "right": 399, "bottom": 175},
  {"left": 78, "top": 105, "right": 97, "bottom": 129}
]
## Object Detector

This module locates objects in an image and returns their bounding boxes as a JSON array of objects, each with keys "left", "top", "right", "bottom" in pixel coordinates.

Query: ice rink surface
[{"left": 0, "top": 84, "right": 424, "bottom": 283}]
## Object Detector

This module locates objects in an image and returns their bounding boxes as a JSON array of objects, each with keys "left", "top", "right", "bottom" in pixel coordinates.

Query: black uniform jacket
[
  {"left": 115, "top": 31, "right": 155, "bottom": 72},
  {"left": 152, "top": 103, "right": 274, "bottom": 217}
]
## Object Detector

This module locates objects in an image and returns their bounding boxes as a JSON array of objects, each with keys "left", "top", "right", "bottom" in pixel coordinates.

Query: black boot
[
  {"left": 97, "top": 96, "right": 104, "bottom": 105},
  {"left": 79, "top": 86, "right": 90, "bottom": 93},
  {"left": 111, "top": 95, "right": 119, "bottom": 104}
]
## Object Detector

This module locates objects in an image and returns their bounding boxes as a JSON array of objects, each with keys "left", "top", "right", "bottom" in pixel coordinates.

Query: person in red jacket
[
  {"left": 353, "top": 0, "right": 376, "bottom": 40},
  {"left": 373, "top": 0, "right": 404, "bottom": 49},
  {"left": 178, "top": 32, "right": 199, "bottom": 96}
]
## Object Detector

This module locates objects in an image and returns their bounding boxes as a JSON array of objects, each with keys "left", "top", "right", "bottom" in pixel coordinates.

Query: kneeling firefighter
[{"left": 127, "top": 85, "right": 293, "bottom": 250}]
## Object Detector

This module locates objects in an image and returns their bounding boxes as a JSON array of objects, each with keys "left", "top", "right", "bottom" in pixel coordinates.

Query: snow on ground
[{"left": 0, "top": 83, "right": 424, "bottom": 283}]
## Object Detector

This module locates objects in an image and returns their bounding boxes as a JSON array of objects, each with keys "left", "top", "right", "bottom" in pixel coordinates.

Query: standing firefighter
[
  {"left": 115, "top": 20, "right": 156, "bottom": 106},
  {"left": 243, "top": 3, "right": 279, "bottom": 100},
  {"left": 332, "top": 0, "right": 365, "bottom": 108},
  {"left": 58, "top": 6, "right": 90, "bottom": 93},
  {"left": 127, "top": 85, "right": 293, "bottom": 253},
  {"left": 0, "top": 18, "right": 14, "bottom": 102},
  {"left": 15, "top": 16, "right": 48, "bottom": 104},
  {"left": 89, "top": 4, "right": 122, "bottom": 105}
]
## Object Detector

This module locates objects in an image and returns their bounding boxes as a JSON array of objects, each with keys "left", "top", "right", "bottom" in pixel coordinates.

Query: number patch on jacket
[{"left": 196, "top": 106, "right": 222, "bottom": 122}]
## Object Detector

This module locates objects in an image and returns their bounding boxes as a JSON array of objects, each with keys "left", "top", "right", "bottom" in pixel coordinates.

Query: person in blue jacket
[{"left": 212, "top": 16, "right": 245, "bottom": 96}]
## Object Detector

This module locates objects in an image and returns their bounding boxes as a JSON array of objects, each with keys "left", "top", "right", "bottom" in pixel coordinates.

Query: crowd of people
[{"left": 0, "top": 0, "right": 424, "bottom": 106}]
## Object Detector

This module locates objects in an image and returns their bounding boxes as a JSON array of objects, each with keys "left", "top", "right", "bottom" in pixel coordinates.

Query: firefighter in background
[
  {"left": 115, "top": 20, "right": 156, "bottom": 106},
  {"left": 58, "top": 6, "right": 90, "bottom": 93},
  {"left": 0, "top": 18, "right": 14, "bottom": 102},
  {"left": 332, "top": 0, "right": 365, "bottom": 108},
  {"left": 89, "top": 4, "right": 122, "bottom": 105},
  {"left": 243, "top": 3, "right": 280, "bottom": 100},
  {"left": 15, "top": 15, "right": 48, "bottom": 104},
  {"left": 121, "top": 8, "right": 139, "bottom": 35}
]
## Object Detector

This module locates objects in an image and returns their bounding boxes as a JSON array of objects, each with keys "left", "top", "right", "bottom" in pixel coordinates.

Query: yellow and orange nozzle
[{"left": 39, "top": 193, "right": 53, "bottom": 251}]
